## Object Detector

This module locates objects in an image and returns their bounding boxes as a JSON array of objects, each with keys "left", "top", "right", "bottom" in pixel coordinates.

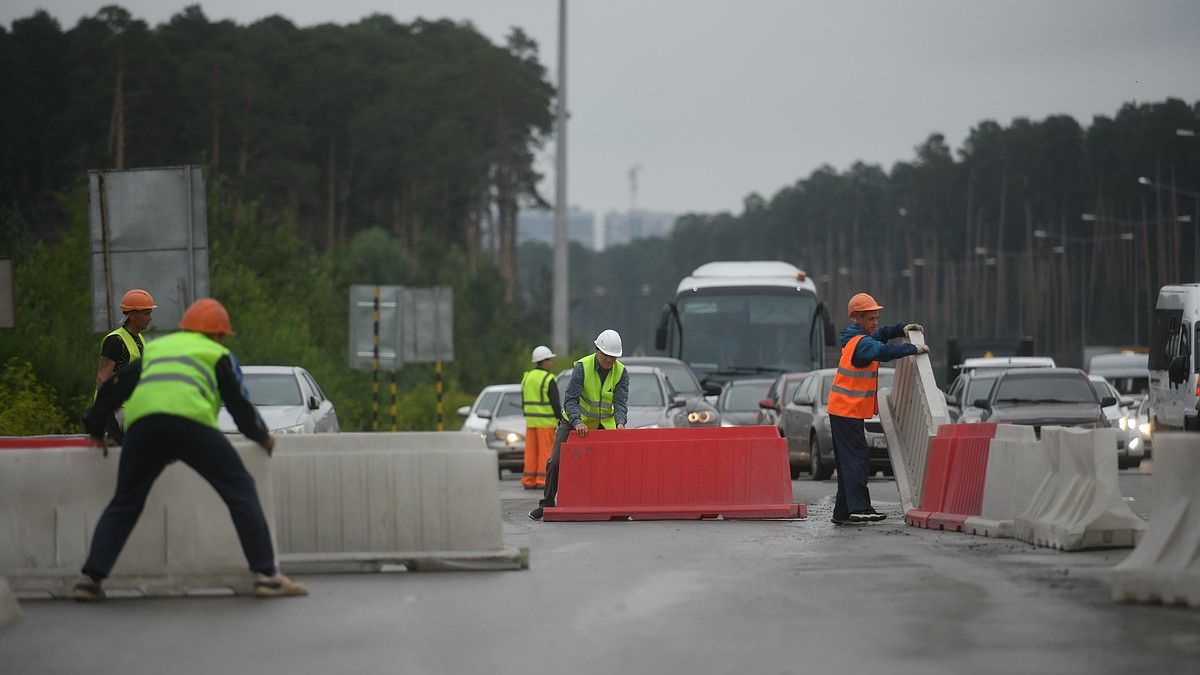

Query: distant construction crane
[{"left": 628, "top": 164, "right": 642, "bottom": 213}]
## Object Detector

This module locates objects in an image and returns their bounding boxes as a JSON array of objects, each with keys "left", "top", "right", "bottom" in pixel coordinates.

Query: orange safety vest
[{"left": 827, "top": 334, "right": 879, "bottom": 419}]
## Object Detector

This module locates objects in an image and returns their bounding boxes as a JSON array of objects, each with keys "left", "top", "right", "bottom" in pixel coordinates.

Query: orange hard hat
[
  {"left": 847, "top": 292, "right": 883, "bottom": 317},
  {"left": 179, "top": 298, "right": 234, "bottom": 335},
  {"left": 119, "top": 289, "right": 158, "bottom": 312}
]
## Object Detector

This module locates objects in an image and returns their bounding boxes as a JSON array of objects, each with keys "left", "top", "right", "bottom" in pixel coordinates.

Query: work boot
[
  {"left": 73, "top": 577, "right": 106, "bottom": 602},
  {"left": 254, "top": 572, "right": 309, "bottom": 598}
]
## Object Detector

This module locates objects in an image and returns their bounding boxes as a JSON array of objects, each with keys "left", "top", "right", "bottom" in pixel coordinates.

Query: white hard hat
[
  {"left": 531, "top": 345, "right": 556, "bottom": 363},
  {"left": 594, "top": 329, "right": 623, "bottom": 357}
]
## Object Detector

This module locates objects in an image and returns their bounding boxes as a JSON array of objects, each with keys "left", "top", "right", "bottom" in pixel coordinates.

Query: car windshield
[
  {"left": 723, "top": 382, "right": 772, "bottom": 412},
  {"left": 243, "top": 373, "right": 302, "bottom": 406},
  {"left": 819, "top": 371, "right": 894, "bottom": 403},
  {"left": 655, "top": 362, "right": 702, "bottom": 395},
  {"left": 1107, "top": 376, "right": 1148, "bottom": 397},
  {"left": 473, "top": 390, "right": 501, "bottom": 415},
  {"left": 628, "top": 372, "right": 666, "bottom": 407},
  {"left": 965, "top": 373, "right": 1000, "bottom": 404},
  {"left": 496, "top": 392, "right": 524, "bottom": 417},
  {"left": 993, "top": 375, "right": 1096, "bottom": 404},
  {"left": 1089, "top": 380, "right": 1118, "bottom": 403}
]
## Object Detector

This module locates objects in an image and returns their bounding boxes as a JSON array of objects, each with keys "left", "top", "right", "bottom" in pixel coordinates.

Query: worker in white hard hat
[
  {"left": 528, "top": 329, "right": 629, "bottom": 520},
  {"left": 520, "top": 345, "right": 562, "bottom": 490}
]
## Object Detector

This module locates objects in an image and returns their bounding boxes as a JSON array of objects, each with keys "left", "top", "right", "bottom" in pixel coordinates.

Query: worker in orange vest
[
  {"left": 521, "top": 345, "right": 562, "bottom": 489},
  {"left": 827, "top": 293, "right": 928, "bottom": 525}
]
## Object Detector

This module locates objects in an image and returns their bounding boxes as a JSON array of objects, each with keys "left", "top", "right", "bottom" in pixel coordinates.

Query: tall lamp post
[
  {"left": 1139, "top": 174, "right": 1200, "bottom": 282},
  {"left": 1081, "top": 213, "right": 1190, "bottom": 345}
]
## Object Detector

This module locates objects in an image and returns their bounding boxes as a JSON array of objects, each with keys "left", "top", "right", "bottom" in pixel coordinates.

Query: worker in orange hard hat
[
  {"left": 76, "top": 298, "right": 308, "bottom": 601},
  {"left": 827, "top": 292, "right": 928, "bottom": 526},
  {"left": 94, "top": 289, "right": 158, "bottom": 444}
]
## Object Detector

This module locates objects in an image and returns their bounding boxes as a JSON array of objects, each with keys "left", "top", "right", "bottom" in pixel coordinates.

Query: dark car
[
  {"left": 781, "top": 367, "right": 894, "bottom": 480},
  {"left": 556, "top": 365, "right": 687, "bottom": 429},
  {"left": 754, "top": 372, "right": 808, "bottom": 430},
  {"left": 618, "top": 357, "right": 721, "bottom": 427},
  {"left": 972, "top": 367, "right": 1115, "bottom": 437},
  {"left": 716, "top": 378, "right": 774, "bottom": 427}
]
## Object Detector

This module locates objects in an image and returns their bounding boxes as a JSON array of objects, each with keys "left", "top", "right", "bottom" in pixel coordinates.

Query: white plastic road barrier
[
  {"left": 963, "top": 425, "right": 1041, "bottom": 538},
  {"left": 259, "top": 433, "right": 527, "bottom": 572},
  {"left": 1110, "top": 433, "right": 1200, "bottom": 607},
  {"left": 0, "top": 577, "right": 20, "bottom": 630},
  {"left": 0, "top": 445, "right": 276, "bottom": 598},
  {"left": 1014, "top": 427, "right": 1145, "bottom": 551},
  {"left": 879, "top": 329, "right": 948, "bottom": 513}
]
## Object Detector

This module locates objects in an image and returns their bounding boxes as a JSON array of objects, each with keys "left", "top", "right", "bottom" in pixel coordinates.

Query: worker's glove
[
  {"left": 913, "top": 344, "right": 930, "bottom": 355},
  {"left": 904, "top": 323, "right": 924, "bottom": 333}
]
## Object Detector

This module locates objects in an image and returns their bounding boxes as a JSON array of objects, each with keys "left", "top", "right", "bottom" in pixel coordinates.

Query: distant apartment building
[
  {"left": 600, "top": 209, "right": 679, "bottom": 250},
  {"left": 517, "top": 206, "right": 596, "bottom": 250}
]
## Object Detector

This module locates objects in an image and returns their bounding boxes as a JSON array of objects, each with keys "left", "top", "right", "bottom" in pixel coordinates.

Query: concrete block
[
  {"left": 1111, "top": 433, "right": 1200, "bottom": 607},
  {"left": 1014, "top": 427, "right": 1145, "bottom": 551},
  {"left": 0, "top": 444, "right": 276, "bottom": 598}
]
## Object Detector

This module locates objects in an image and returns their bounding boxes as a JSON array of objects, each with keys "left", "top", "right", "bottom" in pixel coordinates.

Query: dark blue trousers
[
  {"left": 81, "top": 414, "right": 277, "bottom": 580},
  {"left": 538, "top": 424, "right": 573, "bottom": 508},
  {"left": 829, "top": 413, "right": 872, "bottom": 518}
]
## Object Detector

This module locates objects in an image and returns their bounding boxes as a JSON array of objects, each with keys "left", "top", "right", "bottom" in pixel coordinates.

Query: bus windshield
[{"left": 676, "top": 290, "right": 820, "bottom": 383}]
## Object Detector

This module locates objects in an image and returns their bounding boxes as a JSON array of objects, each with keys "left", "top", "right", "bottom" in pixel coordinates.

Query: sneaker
[
  {"left": 849, "top": 510, "right": 887, "bottom": 523},
  {"left": 73, "top": 577, "right": 106, "bottom": 602},
  {"left": 528, "top": 507, "right": 544, "bottom": 521},
  {"left": 831, "top": 516, "right": 860, "bottom": 526},
  {"left": 254, "top": 572, "right": 309, "bottom": 598}
]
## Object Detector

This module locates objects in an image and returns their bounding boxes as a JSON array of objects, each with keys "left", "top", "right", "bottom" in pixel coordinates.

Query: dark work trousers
[
  {"left": 829, "top": 413, "right": 872, "bottom": 518},
  {"left": 103, "top": 411, "right": 124, "bottom": 445},
  {"left": 538, "top": 424, "right": 574, "bottom": 508},
  {"left": 81, "top": 414, "right": 277, "bottom": 581}
]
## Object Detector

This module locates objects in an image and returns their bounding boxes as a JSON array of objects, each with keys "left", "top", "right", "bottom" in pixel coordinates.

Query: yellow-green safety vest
[
  {"left": 124, "top": 331, "right": 230, "bottom": 430},
  {"left": 521, "top": 369, "right": 558, "bottom": 429},
  {"left": 564, "top": 354, "right": 624, "bottom": 430},
  {"left": 94, "top": 326, "right": 145, "bottom": 402}
]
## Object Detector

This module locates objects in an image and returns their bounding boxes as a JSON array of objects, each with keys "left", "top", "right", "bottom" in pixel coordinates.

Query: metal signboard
[
  {"left": 349, "top": 285, "right": 403, "bottom": 370},
  {"left": 403, "top": 286, "right": 454, "bottom": 363},
  {"left": 89, "top": 166, "right": 209, "bottom": 333}
]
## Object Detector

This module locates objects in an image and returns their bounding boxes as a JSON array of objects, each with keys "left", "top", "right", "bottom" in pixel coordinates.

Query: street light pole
[{"left": 1139, "top": 175, "right": 1200, "bottom": 282}]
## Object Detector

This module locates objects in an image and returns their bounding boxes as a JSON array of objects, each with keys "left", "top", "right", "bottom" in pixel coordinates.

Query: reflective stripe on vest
[
  {"left": 827, "top": 334, "right": 879, "bottom": 418},
  {"left": 564, "top": 354, "right": 624, "bottom": 430},
  {"left": 123, "top": 331, "right": 230, "bottom": 430},
  {"left": 522, "top": 369, "right": 558, "bottom": 428}
]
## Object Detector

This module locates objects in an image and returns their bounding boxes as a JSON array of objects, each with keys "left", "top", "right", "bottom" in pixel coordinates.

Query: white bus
[
  {"left": 655, "top": 261, "right": 835, "bottom": 391},
  {"left": 1147, "top": 284, "right": 1200, "bottom": 432}
]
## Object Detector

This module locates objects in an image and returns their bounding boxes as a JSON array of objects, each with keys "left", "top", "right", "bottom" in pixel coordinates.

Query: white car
[
  {"left": 1088, "top": 374, "right": 1142, "bottom": 469},
  {"left": 218, "top": 365, "right": 340, "bottom": 434},
  {"left": 457, "top": 384, "right": 525, "bottom": 473}
]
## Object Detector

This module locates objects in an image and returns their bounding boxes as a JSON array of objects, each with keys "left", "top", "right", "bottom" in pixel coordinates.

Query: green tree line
[{"left": 523, "top": 101, "right": 1200, "bottom": 370}]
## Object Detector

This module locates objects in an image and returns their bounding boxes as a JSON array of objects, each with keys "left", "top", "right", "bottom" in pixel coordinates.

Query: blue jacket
[{"left": 840, "top": 323, "right": 919, "bottom": 369}]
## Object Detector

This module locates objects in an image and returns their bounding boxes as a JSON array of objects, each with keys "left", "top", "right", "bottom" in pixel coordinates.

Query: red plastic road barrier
[
  {"left": 0, "top": 435, "right": 91, "bottom": 449},
  {"left": 906, "top": 424, "right": 999, "bottom": 529},
  {"left": 543, "top": 426, "right": 806, "bottom": 521}
]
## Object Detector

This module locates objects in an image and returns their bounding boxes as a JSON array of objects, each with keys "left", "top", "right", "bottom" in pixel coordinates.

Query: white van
[
  {"left": 1147, "top": 284, "right": 1200, "bottom": 433},
  {"left": 1087, "top": 352, "right": 1149, "bottom": 402}
]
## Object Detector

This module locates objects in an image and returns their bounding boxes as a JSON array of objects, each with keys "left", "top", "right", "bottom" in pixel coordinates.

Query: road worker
[
  {"left": 828, "top": 293, "right": 928, "bottom": 525},
  {"left": 521, "top": 345, "right": 562, "bottom": 490},
  {"left": 74, "top": 298, "right": 307, "bottom": 601},
  {"left": 529, "top": 329, "right": 629, "bottom": 520},
  {"left": 94, "top": 289, "right": 156, "bottom": 444}
]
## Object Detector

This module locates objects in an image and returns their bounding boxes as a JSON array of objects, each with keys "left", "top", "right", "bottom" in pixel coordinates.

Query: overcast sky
[{"left": 5, "top": 1, "right": 1200, "bottom": 218}]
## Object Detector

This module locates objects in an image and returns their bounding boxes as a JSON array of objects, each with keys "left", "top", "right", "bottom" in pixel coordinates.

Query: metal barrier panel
[
  {"left": 0, "top": 444, "right": 276, "bottom": 598},
  {"left": 1111, "top": 433, "right": 1200, "bottom": 607},
  {"left": 879, "top": 329, "right": 948, "bottom": 512}
]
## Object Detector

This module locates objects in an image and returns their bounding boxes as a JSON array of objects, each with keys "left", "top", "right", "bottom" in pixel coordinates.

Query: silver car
[
  {"left": 556, "top": 365, "right": 687, "bottom": 429},
  {"left": 1088, "top": 374, "right": 1143, "bottom": 469},
  {"left": 218, "top": 365, "right": 340, "bottom": 434},
  {"left": 781, "top": 367, "right": 894, "bottom": 480},
  {"left": 457, "top": 384, "right": 526, "bottom": 474}
]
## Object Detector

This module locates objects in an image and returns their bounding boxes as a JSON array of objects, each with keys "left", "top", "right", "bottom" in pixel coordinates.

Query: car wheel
[{"left": 809, "top": 436, "right": 832, "bottom": 481}]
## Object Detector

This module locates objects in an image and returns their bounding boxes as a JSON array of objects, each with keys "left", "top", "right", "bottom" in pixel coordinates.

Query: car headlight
[
  {"left": 276, "top": 423, "right": 307, "bottom": 434},
  {"left": 1138, "top": 421, "right": 1151, "bottom": 437},
  {"left": 494, "top": 430, "right": 523, "bottom": 446}
]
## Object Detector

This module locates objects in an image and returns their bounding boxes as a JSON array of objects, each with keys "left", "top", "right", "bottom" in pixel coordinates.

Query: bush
[{"left": 0, "top": 359, "right": 72, "bottom": 435}]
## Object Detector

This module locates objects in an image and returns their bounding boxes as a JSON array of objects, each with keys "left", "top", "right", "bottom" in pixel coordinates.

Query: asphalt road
[{"left": 2, "top": 463, "right": 1197, "bottom": 675}]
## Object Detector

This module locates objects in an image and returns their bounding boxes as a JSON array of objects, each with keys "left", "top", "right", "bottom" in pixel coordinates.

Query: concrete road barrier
[
  {"left": 259, "top": 433, "right": 526, "bottom": 572},
  {"left": 1014, "top": 427, "right": 1145, "bottom": 551},
  {"left": 0, "top": 444, "right": 276, "bottom": 598},
  {"left": 1111, "top": 433, "right": 1200, "bottom": 607},
  {"left": 963, "top": 426, "right": 1043, "bottom": 538},
  {"left": 0, "top": 577, "right": 20, "bottom": 630}
]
